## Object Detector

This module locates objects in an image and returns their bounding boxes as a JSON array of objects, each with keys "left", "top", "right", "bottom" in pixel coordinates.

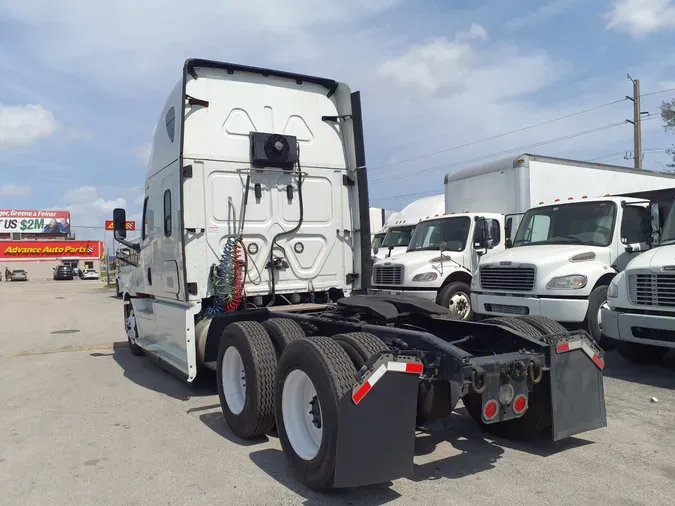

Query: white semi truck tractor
[
  {"left": 601, "top": 196, "right": 675, "bottom": 362},
  {"left": 371, "top": 154, "right": 620, "bottom": 320},
  {"left": 112, "top": 59, "right": 608, "bottom": 493},
  {"left": 471, "top": 160, "right": 675, "bottom": 348}
]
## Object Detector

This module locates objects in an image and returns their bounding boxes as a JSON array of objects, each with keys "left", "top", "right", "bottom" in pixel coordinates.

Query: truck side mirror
[
  {"left": 474, "top": 218, "right": 489, "bottom": 251},
  {"left": 649, "top": 203, "right": 660, "bottom": 246},
  {"left": 505, "top": 217, "right": 513, "bottom": 241},
  {"left": 373, "top": 244, "right": 379, "bottom": 255},
  {"left": 113, "top": 208, "right": 127, "bottom": 240},
  {"left": 439, "top": 241, "right": 447, "bottom": 253}
]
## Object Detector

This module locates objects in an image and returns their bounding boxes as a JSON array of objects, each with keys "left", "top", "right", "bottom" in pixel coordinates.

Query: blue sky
[{"left": 2, "top": 0, "right": 675, "bottom": 240}]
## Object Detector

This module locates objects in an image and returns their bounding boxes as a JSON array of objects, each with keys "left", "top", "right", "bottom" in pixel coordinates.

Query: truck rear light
[
  {"left": 482, "top": 399, "right": 499, "bottom": 421},
  {"left": 498, "top": 384, "right": 515, "bottom": 405},
  {"left": 513, "top": 394, "right": 528, "bottom": 415}
]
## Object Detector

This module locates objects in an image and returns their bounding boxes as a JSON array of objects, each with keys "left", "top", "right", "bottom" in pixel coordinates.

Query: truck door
[
  {"left": 615, "top": 205, "right": 649, "bottom": 271},
  {"left": 159, "top": 167, "right": 181, "bottom": 297}
]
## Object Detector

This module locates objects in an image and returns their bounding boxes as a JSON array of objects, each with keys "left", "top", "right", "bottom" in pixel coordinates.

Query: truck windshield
[
  {"left": 513, "top": 201, "right": 616, "bottom": 247},
  {"left": 408, "top": 216, "right": 471, "bottom": 252},
  {"left": 661, "top": 206, "right": 675, "bottom": 245},
  {"left": 381, "top": 226, "right": 415, "bottom": 248}
]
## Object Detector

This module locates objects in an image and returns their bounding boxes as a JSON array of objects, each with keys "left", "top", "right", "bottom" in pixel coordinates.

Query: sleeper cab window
[
  {"left": 163, "top": 190, "right": 172, "bottom": 237},
  {"left": 166, "top": 106, "right": 175, "bottom": 142}
]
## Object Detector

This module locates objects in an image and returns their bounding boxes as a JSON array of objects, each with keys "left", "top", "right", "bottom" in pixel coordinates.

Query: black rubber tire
[
  {"left": 124, "top": 304, "right": 144, "bottom": 357},
  {"left": 275, "top": 336, "right": 357, "bottom": 492},
  {"left": 332, "top": 332, "right": 389, "bottom": 369},
  {"left": 262, "top": 318, "right": 306, "bottom": 358},
  {"left": 586, "top": 285, "right": 609, "bottom": 348},
  {"left": 517, "top": 315, "right": 567, "bottom": 336},
  {"left": 216, "top": 321, "right": 277, "bottom": 439},
  {"left": 616, "top": 341, "right": 669, "bottom": 364},
  {"left": 437, "top": 281, "right": 474, "bottom": 321},
  {"left": 483, "top": 316, "right": 542, "bottom": 339},
  {"left": 462, "top": 372, "right": 552, "bottom": 440}
]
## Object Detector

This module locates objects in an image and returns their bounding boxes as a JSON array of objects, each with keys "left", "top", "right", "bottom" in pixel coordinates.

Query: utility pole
[{"left": 626, "top": 74, "right": 648, "bottom": 170}]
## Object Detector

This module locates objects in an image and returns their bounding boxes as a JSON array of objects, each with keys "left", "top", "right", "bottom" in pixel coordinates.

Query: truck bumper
[
  {"left": 600, "top": 306, "right": 675, "bottom": 349},
  {"left": 471, "top": 292, "right": 588, "bottom": 323},
  {"left": 370, "top": 288, "right": 437, "bottom": 302}
]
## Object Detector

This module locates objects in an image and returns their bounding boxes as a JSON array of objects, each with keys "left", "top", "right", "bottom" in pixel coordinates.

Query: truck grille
[
  {"left": 373, "top": 265, "right": 404, "bottom": 285},
  {"left": 479, "top": 266, "right": 535, "bottom": 291},
  {"left": 628, "top": 273, "right": 675, "bottom": 307}
]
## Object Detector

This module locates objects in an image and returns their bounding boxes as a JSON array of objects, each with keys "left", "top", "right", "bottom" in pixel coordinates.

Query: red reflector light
[
  {"left": 556, "top": 342, "right": 570, "bottom": 353},
  {"left": 513, "top": 394, "right": 528, "bottom": 415},
  {"left": 482, "top": 400, "right": 498, "bottom": 421},
  {"left": 405, "top": 363, "right": 424, "bottom": 374}
]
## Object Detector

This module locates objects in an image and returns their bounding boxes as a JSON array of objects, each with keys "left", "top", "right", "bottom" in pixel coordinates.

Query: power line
[
  {"left": 368, "top": 86, "right": 675, "bottom": 174},
  {"left": 370, "top": 120, "right": 632, "bottom": 186},
  {"left": 370, "top": 117, "right": 663, "bottom": 202}
]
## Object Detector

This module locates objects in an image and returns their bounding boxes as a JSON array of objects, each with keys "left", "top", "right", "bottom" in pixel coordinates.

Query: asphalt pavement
[{"left": 1, "top": 280, "right": 673, "bottom": 505}]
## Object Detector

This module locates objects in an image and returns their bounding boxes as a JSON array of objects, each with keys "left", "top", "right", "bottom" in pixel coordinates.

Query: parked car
[
  {"left": 53, "top": 265, "right": 74, "bottom": 280},
  {"left": 10, "top": 269, "right": 28, "bottom": 281},
  {"left": 82, "top": 269, "right": 99, "bottom": 280}
]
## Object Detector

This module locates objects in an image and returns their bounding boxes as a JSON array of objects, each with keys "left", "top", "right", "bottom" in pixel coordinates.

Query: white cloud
[
  {"left": 377, "top": 36, "right": 475, "bottom": 99},
  {"left": 506, "top": 0, "right": 576, "bottom": 30},
  {"left": 605, "top": 0, "right": 675, "bottom": 38},
  {"left": 0, "top": 104, "right": 57, "bottom": 148},
  {"left": 0, "top": 183, "right": 31, "bottom": 197},
  {"left": 457, "top": 23, "right": 488, "bottom": 41},
  {"left": 376, "top": 26, "right": 558, "bottom": 101},
  {"left": 59, "top": 186, "right": 128, "bottom": 240},
  {"left": 133, "top": 143, "right": 152, "bottom": 167}
]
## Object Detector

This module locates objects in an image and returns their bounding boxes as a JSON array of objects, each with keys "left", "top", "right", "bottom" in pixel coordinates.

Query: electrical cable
[
  {"left": 266, "top": 146, "right": 304, "bottom": 307},
  {"left": 370, "top": 120, "right": 629, "bottom": 187}
]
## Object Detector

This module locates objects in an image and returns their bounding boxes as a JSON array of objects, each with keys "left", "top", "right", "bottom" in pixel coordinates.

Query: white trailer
[
  {"left": 470, "top": 156, "right": 675, "bottom": 347},
  {"left": 373, "top": 194, "right": 444, "bottom": 260},
  {"left": 372, "top": 154, "right": 619, "bottom": 320},
  {"left": 601, "top": 195, "right": 675, "bottom": 362}
]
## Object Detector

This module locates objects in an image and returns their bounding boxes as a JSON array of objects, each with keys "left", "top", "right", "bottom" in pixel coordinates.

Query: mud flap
[
  {"left": 549, "top": 334, "right": 607, "bottom": 441},
  {"left": 333, "top": 358, "right": 421, "bottom": 488}
]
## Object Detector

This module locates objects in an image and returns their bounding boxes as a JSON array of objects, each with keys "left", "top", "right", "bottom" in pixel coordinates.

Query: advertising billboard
[
  {"left": 0, "top": 210, "right": 71, "bottom": 234},
  {"left": 0, "top": 241, "right": 102, "bottom": 259},
  {"left": 105, "top": 220, "right": 136, "bottom": 231}
]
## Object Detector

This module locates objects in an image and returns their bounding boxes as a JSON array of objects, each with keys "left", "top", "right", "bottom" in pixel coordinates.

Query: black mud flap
[
  {"left": 333, "top": 357, "right": 421, "bottom": 488},
  {"left": 549, "top": 334, "right": 607, "bottom": 441}
]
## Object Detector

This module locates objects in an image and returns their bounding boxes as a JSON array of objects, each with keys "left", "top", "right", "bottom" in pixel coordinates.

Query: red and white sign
[
  {"left": 105, "top": 220, "right": 136, "bottom": 231},
  {"left": 0, "top": 210, "right": 71, "bottom": 234},
  {"left": 0, "top": 241, "right": 102, "bottom": 259}
]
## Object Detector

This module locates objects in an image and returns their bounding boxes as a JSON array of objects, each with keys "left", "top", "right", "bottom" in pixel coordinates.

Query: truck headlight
[
  {"left": 412, "top": 272, "right": 438, "bottom": 282},
  {"left": 607, "top": 278, "right": 619, "bottom": 298},
  {"left": 546, "top": 275, "right": 587, "bottom": 290}
]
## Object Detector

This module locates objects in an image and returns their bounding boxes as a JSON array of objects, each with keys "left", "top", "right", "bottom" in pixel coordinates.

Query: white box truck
[
  {"left": 371, "top": 154, "right": 614, "bottom": 320},
  {"left": 373, "top": 194, "right": 444, "bottom": 260},
  {"left": 601, "top": 195, "right": 675, "bottom": 362},
  {"left": 470, "top": 157, "right": 675, "bottom": 348},
  {"left": 112, "top": 59, "right": 607, "bottom": 492}
]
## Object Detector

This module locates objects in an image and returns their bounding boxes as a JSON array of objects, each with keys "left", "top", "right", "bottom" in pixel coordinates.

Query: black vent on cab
[{"left": 250, "top": 132, "right": 298, "bottom": 169}]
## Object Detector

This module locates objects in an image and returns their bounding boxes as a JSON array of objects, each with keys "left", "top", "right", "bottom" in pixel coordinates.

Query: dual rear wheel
[{"left": 215, "top": 320, "right": 388, "bottom": 491}]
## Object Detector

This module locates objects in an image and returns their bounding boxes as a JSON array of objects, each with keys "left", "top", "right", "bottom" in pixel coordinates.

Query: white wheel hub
[
  {"left": 450, "top": 292, "right": 471, "bottom": 320},
  {"left": 282, "top": 369, "right": 323, "bottom": 461},
  {"left": 125, "top": 311, "right": 137, "bottom": 344},
  {"left": 222, "top": 346, "right": 247, "bottom": 415}
]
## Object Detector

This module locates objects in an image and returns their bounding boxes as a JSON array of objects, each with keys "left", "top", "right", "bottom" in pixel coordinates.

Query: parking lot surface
[{"left": 1, "top": 281, "right": 674, "bottom": 505}]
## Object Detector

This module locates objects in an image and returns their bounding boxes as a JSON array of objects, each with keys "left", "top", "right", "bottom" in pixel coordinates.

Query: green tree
[{"left": 660, "top": 98, "right": 675, "bottom": 167}]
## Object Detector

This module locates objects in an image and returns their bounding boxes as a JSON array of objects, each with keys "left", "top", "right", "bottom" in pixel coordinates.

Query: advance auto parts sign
[
  {"left": 0, "top": 210, "right": 71, "bottom": 234},
  {"left": 0, "top": 241, "right": 102, "bottom": 259}
]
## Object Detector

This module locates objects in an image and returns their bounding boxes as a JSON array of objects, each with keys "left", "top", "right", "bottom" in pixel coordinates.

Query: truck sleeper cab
[
  {"left": 113, "top": 58, "right": 607, "bottom": 494},
  {"left": 471, "top": 195, "right": 667, "bottom": 347},
  {"left": 601, "top": 199, "right": 675, "bottom": 362}
]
